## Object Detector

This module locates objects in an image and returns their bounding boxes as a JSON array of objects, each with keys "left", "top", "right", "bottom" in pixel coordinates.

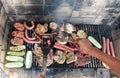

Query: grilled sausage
[
  {"left": 23, "top": 37, "right": 41, "bottom": 44},
  {"left": 25, "top": 29, "right": 36, "bottom": 40},
  {"left": 54, "top": 42, "right": 74, "bottom": 52},
  {"left": 55, "top": 42, "right": 75, "bottom": 52},
  {"left": 24, "top": 21, "right": 35, "bottom": 30},
  {"left": 102, "top": 37, "right": 106, "bottom": 53},
  {"left": 106, "top": 38, "right": 111, "bottom": 55},
  {"left": 110, "top": 41, "right": 115, "bottom": 57}
]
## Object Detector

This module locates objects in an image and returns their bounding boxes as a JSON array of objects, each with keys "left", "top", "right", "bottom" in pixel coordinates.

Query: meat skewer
[
  {"left": 110, "top": 41, "right": 115, "bottom": 57},
  {"left": 106, "top": 38, "right": 111, "bottom": 55},
  {"left": 102, "top": 37, "right": 106, "bottom": 53}
]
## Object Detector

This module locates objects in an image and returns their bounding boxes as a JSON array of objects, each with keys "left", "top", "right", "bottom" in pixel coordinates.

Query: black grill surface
[{"left": 7, "top": 21, "right": 113, "bottom": 69}]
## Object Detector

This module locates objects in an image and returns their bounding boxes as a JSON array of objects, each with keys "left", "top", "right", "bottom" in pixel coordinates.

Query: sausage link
[
  {"left": 106, "top": 38, "right": 111, "bottom": 55},
  {"left": 102, "top": 37, "right": 106, "bottom": 53},
  {"left": 23, "top": 37, "right": 41, "bottom": 44},
  {"left": 110, "top": 41, "right": 115, "bottom": 57}
]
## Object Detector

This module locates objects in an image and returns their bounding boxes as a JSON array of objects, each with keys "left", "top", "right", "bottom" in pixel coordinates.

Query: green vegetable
[
  {"left": 6, "top": 56, "right": 24, "bottom": 62},
  {"left": 9, "top": 45, "right": 25, "bottom": 51},
  {"left": 5, "top": 62, "right": 23, "bottom": 68},
  {"left": 88, "top": 36, "right": 102, "bottom": 49},
  {"left": 25, "top": 51, "right": 32, "bottom": 69},
  {"left": 7, "top": 51, "right": 25, "bottom": 56}
]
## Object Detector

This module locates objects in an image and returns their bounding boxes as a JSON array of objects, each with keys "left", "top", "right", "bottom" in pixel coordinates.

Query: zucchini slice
[
  {"left": 7, "top": 51, "right": 25, "bottom": 56},
  {"left": 9, "top": 45, "right": 25, "bottom": 51},
  {"left": 88, "top": 36, "right": 102, "bottom": 49},
  {"left": 6, "top": 56, "right": 24, "bottom": 62},
  {"left": 5, "top": 62, "right": 23, "bottom": 68},
  {"left": 25, "top": 51, "right": 33, "bottom": 69}
]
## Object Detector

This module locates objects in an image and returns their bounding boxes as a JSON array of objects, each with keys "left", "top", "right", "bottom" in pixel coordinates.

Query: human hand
[
  {"left": 74, "top": 39, "right": 94, "bottom": 54},
  {"left": 39, "top": 74, "right": 45, "bottom": 78}
]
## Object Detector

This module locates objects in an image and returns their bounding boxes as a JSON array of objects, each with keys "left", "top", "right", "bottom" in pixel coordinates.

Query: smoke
[{"left": 53, "top": 2, "right": 73, "bottom": 24}]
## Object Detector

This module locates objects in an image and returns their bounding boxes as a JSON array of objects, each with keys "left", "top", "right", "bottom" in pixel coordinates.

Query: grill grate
[{"left": 7, "top": 21, "right": 113, "bottom": 69}]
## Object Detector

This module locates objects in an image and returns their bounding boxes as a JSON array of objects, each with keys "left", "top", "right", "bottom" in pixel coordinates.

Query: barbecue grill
[
  {"left": 0, "top": 0, "right": 120, "bottom": 78},
  {"left": 7, "top": 21, "right": 113, "bottom": 69}
]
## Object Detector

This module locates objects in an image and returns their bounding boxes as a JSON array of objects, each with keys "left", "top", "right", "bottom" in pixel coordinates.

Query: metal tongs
[{"left": 39, "top": 37, "right": 54, "bottom": 78}]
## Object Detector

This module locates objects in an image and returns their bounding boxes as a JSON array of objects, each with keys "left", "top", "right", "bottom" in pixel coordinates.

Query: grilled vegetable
[
  {"left": 5, "top": 62, "right": 23, "bottom": 68},
  {"left": 88, "top": 36, "right": 102, "bottom": 49},
  {"left": 6, "top": 56, "right": 24, "bottom": 62},
  {"left": 7, "top": 51, "right": 25, "bottom": 56},
  {"left": 9, "top": 45, "right": 25, "bottom": 51},
  {"left": 25, "top": 51, "right": 32, "bottom": 69}
]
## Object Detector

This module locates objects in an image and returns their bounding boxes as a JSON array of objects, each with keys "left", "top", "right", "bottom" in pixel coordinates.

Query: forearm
[{"left": 89, "top": 47, "right": 120, "bottom": 76}]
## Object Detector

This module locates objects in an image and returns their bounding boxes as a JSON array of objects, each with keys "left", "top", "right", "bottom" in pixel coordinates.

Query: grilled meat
[
  {"left": 11, "top": 37, "right": 24, "bottom": 45},
  {"left": 65, "top": 23, "right": 76, "bottom": 34},
  {"left": 53, "top": 50, "right": 66, "bottom": 64},
  {"left": 35, "top": 23, "right": 48, "bottom": 35},
  {"left": 77, "top": 30, "right": 87, "bottom": 38},
  {"left": 12, "top": 31, "right": 24, "bottom": 38},
  {"left": 33, "top": 44, "right": 43, "bottom": 57},
  {"left": 49, "top": 22, "right": 58, "bottom": 31},
  {"left": 36, "top": 53, "right": 53, "bottom": 67},
  {"left": 66, "top": 52, "right": 77, "bottom": 64},
  {"left": 75, "top": 55, "right": 91, "bottom": 67},
  {"left": 33, "top": 44, "right": 53, "bottom": 67},
  {"left": 13, "top": 22, "right": 25, "bottom": 31},
  {"left": 71, "top": 33, "right": 79, "bottom": 40}
]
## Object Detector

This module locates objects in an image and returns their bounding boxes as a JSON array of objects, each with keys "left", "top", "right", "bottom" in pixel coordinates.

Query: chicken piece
[
  {"left": 49, "top": 22, "right": 58, "bottom": 31},
  {"left": 66, "top": 52, "right": 77, "bottom": 64},
  {"left": 33, "top": 45, "right": 53, "bottom": 67},
  {"left": 35, "top": 24, "right": 47, "bottom": 35},
  {"left": 43, "top": 23, "right": 48, "bottom": 32},
  {"left": 60, "top": 24, "right": 65, "bottom": 32},
  {"left": 77, "top": 30, "right": 87, "bottom": 38},
  {"left": 53, "top": 50, "right": 66, "bottom": 64},
  {"left": 65, "top": 23, "right": 76, "bottom": 34},
  {"left": 36, "top": 53, "right": 53, "bottom": 67},
  {"left": 33, "top": 44, "right": 43, "bottom": 57},
  {"left": 71, "top": 33, "right": 79, "bottom": 40}
]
